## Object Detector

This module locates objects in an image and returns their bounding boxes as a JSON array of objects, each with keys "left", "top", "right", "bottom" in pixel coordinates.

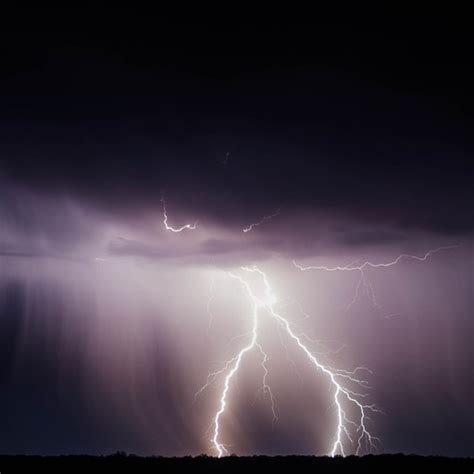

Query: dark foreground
[{"left": 1, "top": 454, "right": 473, "bottom": 473}]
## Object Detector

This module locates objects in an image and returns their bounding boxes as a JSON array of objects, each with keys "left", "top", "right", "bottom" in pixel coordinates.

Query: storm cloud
[{"left": 0, "top": 16, "right": 472, "bottom": 457}]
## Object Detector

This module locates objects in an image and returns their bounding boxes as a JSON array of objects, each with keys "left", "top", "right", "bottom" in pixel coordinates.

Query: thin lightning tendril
[
  {"left": 255, "top": 342, "right": 278, "bottom": 424},
  {"left": 161, "top": 197, "right": 197, "bottom": 232},
  {"left": 243, "top": 209, "right": 281, "bottom": 233},
  {"left": 197, "top": 266, "right": 379, "bottom": 457}
]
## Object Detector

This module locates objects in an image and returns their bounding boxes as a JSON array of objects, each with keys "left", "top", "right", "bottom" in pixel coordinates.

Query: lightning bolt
[
  {"left": 198, "top": 266, "right": 378, "bottom": 457},
  {"left": 293, "top": 245, "right": 459, "bottom": 312},
  {"left": 243, "top": 209, "right": 281, "bottom": 233},
  {"left": 161, "top": 196, "right": 197, "bottom": 232}
]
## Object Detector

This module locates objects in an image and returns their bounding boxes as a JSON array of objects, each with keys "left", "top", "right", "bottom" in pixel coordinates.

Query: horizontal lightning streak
[
  {"left": 293, "top": 245, "right": 459, "bottom": 272},
  {"left": 293, "top": 245, "right": 459, "bottom": 312}
]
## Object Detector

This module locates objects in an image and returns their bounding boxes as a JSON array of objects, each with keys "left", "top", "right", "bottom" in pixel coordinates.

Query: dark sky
[
  {"left": 1, "top": 15, "right": 472, "bottom": 232},
  {"left": 0, "top": 12, "right": 473, "bottom": 457}
]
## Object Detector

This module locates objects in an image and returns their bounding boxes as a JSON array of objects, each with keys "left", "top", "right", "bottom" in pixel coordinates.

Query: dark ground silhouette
[{"left": 1, "top": 454, "right": 473, "bottom": 473}]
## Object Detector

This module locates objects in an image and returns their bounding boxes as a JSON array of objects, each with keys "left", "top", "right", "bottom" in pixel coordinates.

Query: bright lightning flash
[
  {"left": 161, "top": 197, "right": 197, "bottom": 232},
  {"left": 197, "top": 266, "right": 379, "bottom": 457},
  {"left": 293, "top": 245, "right": 459, "bottom": 312}
]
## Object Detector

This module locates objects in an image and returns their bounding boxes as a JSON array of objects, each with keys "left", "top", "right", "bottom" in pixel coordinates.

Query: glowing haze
[
  {"left": 0, "top": 179, "right": 471, "bottom": 456},
  {"left": 0, "top": 19, "right": 473, "bottom": 458}
]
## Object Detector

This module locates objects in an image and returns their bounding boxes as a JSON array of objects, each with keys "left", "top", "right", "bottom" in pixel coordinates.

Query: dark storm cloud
[
  {"left": 107, "top": 236, "right": 286, "bottom": 266},
  {"left": 0, "top": 20, "right": 472, "bottom": 242},
  {"left": 0, "top": 241, "right": 57, "bottom": 259},
  {"left": 0, "top": 241, "right": 91, "bottom": 266},
  {"left": 108, "top": 238, "right": 169, "bottom": 259},
  {"left": 336, "top": 229, "right": 407, "bottom": 248},
  {"left": 0, "top": 15, "right": 473, "bottom": 459},
  {"left": 199, "top": 237, "right": 285, "bottom": 257},
  {"left": 0, "top": 180, "right": 98, "bottom": 251}
]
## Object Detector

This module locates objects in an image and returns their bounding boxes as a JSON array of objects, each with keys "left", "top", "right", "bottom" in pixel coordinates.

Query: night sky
[{"left": 0, "top": 13, "right": 473, "bottom": 457}]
